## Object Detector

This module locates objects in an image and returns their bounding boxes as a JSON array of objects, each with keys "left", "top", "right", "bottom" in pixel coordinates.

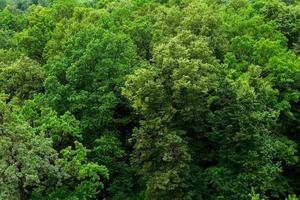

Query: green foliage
[
  {"left": 0, "top": 94, "right": 62, "bottom": 200},
  {"left": 261, "top": 0, "right": 300, "bottom": 54},
  {"left": 123, "top": 16, "right": 222, "bottom": 198},
  {"left": 20, "top": 95, "right": 82, "bottom": 148},
  {"left": 1, "top": 0, "right": 300, "bottom": 199},
  {"left": 0, "top": 57, "right": 44, "bottom": 100},
  {"left": 5, "top": 0, "right": 51, "bottom": 10},
  {"left": 44, "top": 25, "right": 137, "bottom": 132},
  {"left": 0, "top": 0, "right": 7, "bottom": 10},
  {"left": 0, "top": 29, "right": 16, "bottom": 49},
  {"left": 17, "top": 5, "right": 54, "bottom": 61},
  {"left": 58, "top": 141, "right": 109, "bottom": 200}
]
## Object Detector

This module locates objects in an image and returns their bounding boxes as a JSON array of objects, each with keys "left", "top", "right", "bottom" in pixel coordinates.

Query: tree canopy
[{"left": 1, "top": 0, "right": 300, "bottom": 199}]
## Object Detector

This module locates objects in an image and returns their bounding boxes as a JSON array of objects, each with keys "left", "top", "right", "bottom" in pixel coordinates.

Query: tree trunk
[{"left": 18, "top": 177, "right": 27, "bottom": 200}]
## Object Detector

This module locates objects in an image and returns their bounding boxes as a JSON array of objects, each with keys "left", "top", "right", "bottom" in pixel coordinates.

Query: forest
[{"left": 0, "top": 0, "right": 300, "bottom": 199}]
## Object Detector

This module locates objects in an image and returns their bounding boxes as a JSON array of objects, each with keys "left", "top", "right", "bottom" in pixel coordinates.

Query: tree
[
  {"left": 223, "top": 1, "right": 300, "bottom": 195},
  {"left": 44, "top": 25, "right": 137, "bottom": 132},
  {"left": 42, "top": 5, "right": 139, "bottom": 198},
  {"left": 261, "top": 0, "right": 300, "bottom": 54},
  {"left": 1, "top": 0, "right": 300, "bottom": 199},
  {"left": 48, "top": 141, "right": 109, "bottom": 200},
  {"left": 123, "top": 27, "right": 219, "bottom": 200},
  {"left": 0, "top": 56, "right": 44, "bottom": 100},
  {"left": 0, "top": 6, "right": 25, "bottom": 31},
  {"left": 20, "top": 95, "right": 82, "bottom": 150},
  {"left": 0, "top": 94, "right": 61, "bottom": 200},
  {"left": 123, "top": 1, "right": 299, "bottom": 199},
  {"left": 0, "top": 29, "right": 16, "bottom": 49},
  {"left": 17, "top": 5, "right": 54, "bottom": 61}
]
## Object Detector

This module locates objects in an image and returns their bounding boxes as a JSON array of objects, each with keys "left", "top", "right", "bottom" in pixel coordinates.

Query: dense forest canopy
[{"left": 1, "top": 0, "right": 300, "bottom": 199}]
